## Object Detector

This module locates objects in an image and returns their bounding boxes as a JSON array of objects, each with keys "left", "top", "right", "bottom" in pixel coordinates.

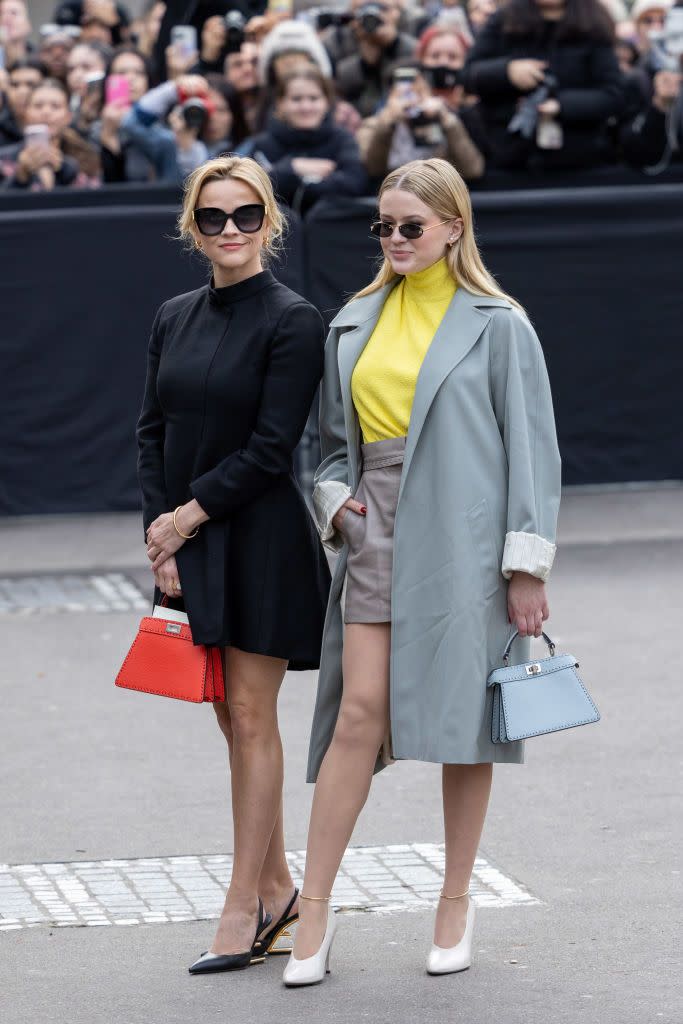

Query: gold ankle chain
[
  {"left": 299, "top": 894, "right": 331, "bottom": 902},
  {"left": 439, "top": 888, "right": 470, "bottom": 900}
]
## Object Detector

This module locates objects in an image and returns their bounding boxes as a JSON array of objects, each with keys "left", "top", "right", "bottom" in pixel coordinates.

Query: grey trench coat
[{"left": 307, "top": 284, "right": 562, "bottom": 782}]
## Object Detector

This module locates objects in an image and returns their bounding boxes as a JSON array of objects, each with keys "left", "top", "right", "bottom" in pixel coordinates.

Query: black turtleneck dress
[{"left": 136, "top": 269, "right": 331, "bottom": 669}]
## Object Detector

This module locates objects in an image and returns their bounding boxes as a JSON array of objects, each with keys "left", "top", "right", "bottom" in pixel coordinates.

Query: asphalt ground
[{"left": 1, "top": 486, "right": 681, "bottom": 1024}]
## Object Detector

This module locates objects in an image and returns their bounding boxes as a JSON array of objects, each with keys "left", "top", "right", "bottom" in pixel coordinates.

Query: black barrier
[
  {"left": 305, "top": 188, "right": 683, "bottom": 486},
  {"left": 1, "top": 187, "right": 681, "bottom": 515}
]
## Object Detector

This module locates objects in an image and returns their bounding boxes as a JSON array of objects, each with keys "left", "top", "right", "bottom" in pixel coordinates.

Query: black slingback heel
[{"left": 188, "top": 898, "right": 272, "bottom": 975}]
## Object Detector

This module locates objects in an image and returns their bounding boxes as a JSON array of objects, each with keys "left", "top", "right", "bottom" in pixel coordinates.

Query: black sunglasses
[
  {"left": 193, "top": 204, "right": 265, "bottom": 236},
  {"left": 370, "top": 219, "right": 448, "bottom": 240}
]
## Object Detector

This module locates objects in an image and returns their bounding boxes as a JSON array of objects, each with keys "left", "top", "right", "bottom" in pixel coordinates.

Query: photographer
[
  {"left": 53, "top": 1, "right": 132, "bottom": 48},
  {"left": 150, "top": 0, "right": 266, "bottom": 82},
  {"left": 120, "top": 71, "right": 243, "bottom": 182},
  {"left": 331, "top": 0, "right": 418, "bottom": 117},
  {"left": 463, "top": 0, "right": 625, "bottom": 171},
  {"left": 357, "top": 60, "right": 484, "bottom": 179},
  {"left": 237, "top": 66, "right": 368, "bottom": 212},
  {"left": 0, "top": 78, "right": 94, "bottom": 189},
  {"left": 620, "top": 4, "right": 683, "bottom": 170}
]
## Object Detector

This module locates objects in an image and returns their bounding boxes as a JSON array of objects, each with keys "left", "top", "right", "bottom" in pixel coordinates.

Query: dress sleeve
[
  {"left": 136, "top": 304, "right": 168, "bottom": 537},
  {"left": 488, "top": 308, "right": 562, "bottom": 581},
  {"left": 189, "top": 302, "right": 325, "bottom": 518},
  {"left": 311, "top": 326, "right": 352, "bottom": 552}
]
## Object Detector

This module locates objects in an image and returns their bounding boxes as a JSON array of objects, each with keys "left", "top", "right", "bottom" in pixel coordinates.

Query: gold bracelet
[{"left": 173, "top": 505, "right": 199, "bottom": 540}]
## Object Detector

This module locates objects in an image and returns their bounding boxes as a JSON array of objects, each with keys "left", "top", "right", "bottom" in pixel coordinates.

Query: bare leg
[
  {"left": 209, "top": 647, "right": 289, "bottom": 955},
  {"left": 213, "top": 701, "right": 298, "bottom": 932},
  {"left": 434, "top": 763, "right": 493, "bottom": 947},
  {"left": 294, "top": 622, "right": 391, "bottom": 959}
]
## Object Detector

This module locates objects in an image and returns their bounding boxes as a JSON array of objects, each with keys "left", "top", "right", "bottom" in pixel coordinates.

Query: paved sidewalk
[{"left": 1, "top": 485, "right": 681, "bottom": 1023}]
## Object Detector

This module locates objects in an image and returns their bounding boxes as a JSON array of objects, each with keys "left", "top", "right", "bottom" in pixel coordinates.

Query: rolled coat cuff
[
  {"left": 501, "top": 531, "right": 556, "bottom": 582},
  {"left": 312, "top": 480, "right": 352, "bottom": 551}
]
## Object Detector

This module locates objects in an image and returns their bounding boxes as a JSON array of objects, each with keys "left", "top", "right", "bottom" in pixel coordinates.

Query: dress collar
[{"left": 208, "top": 269, "right": 275, "bottom": 307}]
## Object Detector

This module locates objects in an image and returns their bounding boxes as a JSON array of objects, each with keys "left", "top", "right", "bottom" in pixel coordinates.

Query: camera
[
  {"left": 180, "top": 97, "right": 210, "bottom": 133},
  {"left": 224, "top": 10, "right": 247, "bottom": 54},
  {"left": 314, "top": 8, "right": 355, "bottom": 31},
  {"left": 508, "top": 72, "right": 558, "bottom": 139},
  {"left": 356, "top": 3, "right": 386, "bottom": 35}
]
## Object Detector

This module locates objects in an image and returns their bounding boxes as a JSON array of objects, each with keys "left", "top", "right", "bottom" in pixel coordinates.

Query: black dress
[{"left": 136, "top": 268, "right": 331, "bottom": 669}]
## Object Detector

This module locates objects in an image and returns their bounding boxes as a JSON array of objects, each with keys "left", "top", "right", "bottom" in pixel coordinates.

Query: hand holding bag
[
  {"left": 487, "top": 630, "right": 599, "bottom": 743},
  {"left": 115, "top": 600, "right": 225, "bottom": 703}
]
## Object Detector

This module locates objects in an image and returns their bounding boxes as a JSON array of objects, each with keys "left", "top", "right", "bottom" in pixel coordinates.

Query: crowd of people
[{"left": 0, "top": 0, "right": 681, "bottom": 195}]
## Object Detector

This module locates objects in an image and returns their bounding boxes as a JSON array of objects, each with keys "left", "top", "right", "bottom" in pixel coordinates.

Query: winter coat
[
  {"left": 463, "top": 10, "right": 625, "bottom": 170},
  {"left": 238, "top": 113, "right": 368, "bottom": 212},
  {"left": 307, "top": 283, "right": 561, "bottom": 781}
]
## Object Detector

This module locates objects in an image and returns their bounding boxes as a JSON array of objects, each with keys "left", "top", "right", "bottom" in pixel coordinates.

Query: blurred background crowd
[{"left": 0, "top": 0, "right": 681, "bottom": 195}]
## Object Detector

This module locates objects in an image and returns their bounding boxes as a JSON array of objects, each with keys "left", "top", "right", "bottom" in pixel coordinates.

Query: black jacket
[
  {"left": 463, "top": 10, "right": 625, "bottom": 170},
  {"left": 620, "top": 103, "right": 681, "bottom": 169},
  {"left": 136, "top": 270, "right": 331, "bottom": 664},
  {"left": 240, "top": 114, "right": 368, "bottom": 212}
]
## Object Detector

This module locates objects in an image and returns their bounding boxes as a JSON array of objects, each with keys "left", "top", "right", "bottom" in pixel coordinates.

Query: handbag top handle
[{"left": 502, "top": 630, "right": 556, "bottom": 666}]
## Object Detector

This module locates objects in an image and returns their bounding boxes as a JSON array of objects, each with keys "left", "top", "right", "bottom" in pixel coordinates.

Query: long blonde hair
[
  {"left": 177, "top": 155, "right": 286, "bottom": 264},
  {"left": 353, "top": 158, "right": 523, "bottom": 312}
]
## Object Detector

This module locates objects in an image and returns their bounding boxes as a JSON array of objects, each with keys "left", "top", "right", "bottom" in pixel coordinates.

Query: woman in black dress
[{"left": 137, "top": 155, "right": 331, "bottom": 973}]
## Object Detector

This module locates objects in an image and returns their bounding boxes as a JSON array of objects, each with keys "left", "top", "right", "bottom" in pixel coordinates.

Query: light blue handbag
[{"left": 487, "top": 631, "right": 600, "bottom": 743}]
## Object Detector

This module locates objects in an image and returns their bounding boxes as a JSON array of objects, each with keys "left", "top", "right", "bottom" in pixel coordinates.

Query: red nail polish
[{"left": 360, "top": 506, "right": 367, "bottom": 515}]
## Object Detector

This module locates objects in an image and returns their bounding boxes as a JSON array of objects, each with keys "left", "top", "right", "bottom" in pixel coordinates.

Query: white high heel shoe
[
  {"left": 427, "top": 892, "right": 475, "bottom": 976},
  {"left": 283, "top": 898, "right": 337, "bottom": 987}
]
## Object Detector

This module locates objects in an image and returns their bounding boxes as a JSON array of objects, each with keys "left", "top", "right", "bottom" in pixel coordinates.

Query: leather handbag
[
  {"left": 487, "top": 631, "right": 599, "bottom": 743},
  {"left": 115, "top": 600, "right": 225, "bottom": 703}
]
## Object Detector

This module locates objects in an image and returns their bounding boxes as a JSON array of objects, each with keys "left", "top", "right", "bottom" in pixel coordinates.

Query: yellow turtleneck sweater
[{"left": 351, "top": 258, "right": 457, "bottom": 443}]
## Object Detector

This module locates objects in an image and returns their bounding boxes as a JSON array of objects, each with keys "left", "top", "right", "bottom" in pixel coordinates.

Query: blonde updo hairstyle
[
  {"left": 354, "top": 158, "right": 523, "bottom": 312},
  {"left": 177, "top": 155, "right": 286, "bottom": 265}
]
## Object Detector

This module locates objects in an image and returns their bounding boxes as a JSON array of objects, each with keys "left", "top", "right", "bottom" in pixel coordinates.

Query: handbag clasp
[
  {"left": 165, "top": 622, "right": 182, "bottom": 635},
  {"left": 525, "top": 662, "right": 542, "bottom": 675}
]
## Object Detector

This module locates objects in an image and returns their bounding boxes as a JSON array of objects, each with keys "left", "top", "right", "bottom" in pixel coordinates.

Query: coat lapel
[
  {"left": 397, "top": 289, "right": 511, "bottom": 505},
  {"left": 334, "top": 285, "right": 395, "bottom": 488}
]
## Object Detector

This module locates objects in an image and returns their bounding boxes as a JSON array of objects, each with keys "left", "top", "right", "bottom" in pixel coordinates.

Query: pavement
[{"left": 1, "top": 485, "right": 681, "bottom": 1024}]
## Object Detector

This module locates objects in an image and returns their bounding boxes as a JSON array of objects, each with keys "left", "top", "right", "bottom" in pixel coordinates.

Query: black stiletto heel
[{"left": 188, "top": 898, "right": 272, "bottom": 975}]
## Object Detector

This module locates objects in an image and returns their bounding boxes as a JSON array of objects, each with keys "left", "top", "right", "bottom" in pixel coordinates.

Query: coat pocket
[
  {"left": 338, "top": 507, "right": 365, "bottom": 548},
  {"left": 466, "top": 498, "right": 501, "bottom": 601}
]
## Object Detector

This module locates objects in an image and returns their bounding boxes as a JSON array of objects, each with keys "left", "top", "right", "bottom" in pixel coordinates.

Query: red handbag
[{"left": 115, "top": 604, "right": 225, "bottom": 703}]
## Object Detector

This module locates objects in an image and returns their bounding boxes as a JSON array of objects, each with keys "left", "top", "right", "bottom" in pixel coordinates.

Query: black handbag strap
[{"left": 502, "top": 630, "right": 555, "bottom": 666}]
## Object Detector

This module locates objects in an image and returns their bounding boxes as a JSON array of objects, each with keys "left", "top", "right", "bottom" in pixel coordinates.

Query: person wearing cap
[
  {"left": 632, "top": 0, "right": 674, "bottom": 76},
  {"left": 38, "top": 28, "right": 77, "bottom": 84}
]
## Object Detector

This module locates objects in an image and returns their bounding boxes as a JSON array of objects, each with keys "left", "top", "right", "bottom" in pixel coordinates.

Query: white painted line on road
[{"left": 0, "top": 845, "right": 538, "bottom": 931}]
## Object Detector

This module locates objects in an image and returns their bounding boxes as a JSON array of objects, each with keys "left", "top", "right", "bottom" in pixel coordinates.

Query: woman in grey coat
[{"left": 283, "top": 158, "right": 561, "bottom": 986}]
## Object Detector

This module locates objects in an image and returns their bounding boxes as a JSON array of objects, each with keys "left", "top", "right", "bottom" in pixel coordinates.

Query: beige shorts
[{"left": 340, "top": 435, "right": 406, "bottom": 625}]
